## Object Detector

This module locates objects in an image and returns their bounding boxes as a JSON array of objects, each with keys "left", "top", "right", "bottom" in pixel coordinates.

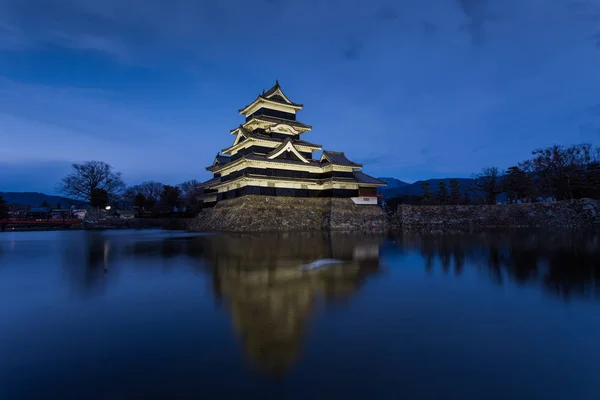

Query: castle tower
[{"left": 198, "top": 81, "right": 386, "bottom": 206}]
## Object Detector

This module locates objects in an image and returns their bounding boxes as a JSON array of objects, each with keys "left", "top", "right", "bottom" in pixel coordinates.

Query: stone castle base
[{"left": 188, "top": 195, "right": 388, "bottom": 232}]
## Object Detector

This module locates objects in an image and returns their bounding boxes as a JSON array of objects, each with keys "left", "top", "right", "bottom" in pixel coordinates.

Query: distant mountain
[
  {"left": 378, "top": 178, "right": 475, "bottom": 199},
  {"left": 0, "top": 192, "right": 86, "bottom": 209},
  {"left": 378, "top": 177, "right": 410, "bottom": 188}
]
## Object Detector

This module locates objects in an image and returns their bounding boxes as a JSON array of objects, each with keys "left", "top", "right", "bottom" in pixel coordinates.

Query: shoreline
[{"left": 1, "top": 218, "right": 193, "bottom": 232}]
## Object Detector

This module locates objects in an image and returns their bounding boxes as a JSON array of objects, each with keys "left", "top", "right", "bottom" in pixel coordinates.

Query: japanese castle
[{"left": 199, "top": 81, "right": 386, "bottom": 207}]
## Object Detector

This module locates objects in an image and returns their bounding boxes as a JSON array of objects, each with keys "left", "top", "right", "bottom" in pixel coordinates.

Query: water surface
[{"left": 1, "top": 229, "right": 599, "bottom": 399}]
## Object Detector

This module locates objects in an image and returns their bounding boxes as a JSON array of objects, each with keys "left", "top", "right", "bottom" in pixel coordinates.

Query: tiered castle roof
[{"left": 199, "top": 81, "right": 385, "bottom": 201}]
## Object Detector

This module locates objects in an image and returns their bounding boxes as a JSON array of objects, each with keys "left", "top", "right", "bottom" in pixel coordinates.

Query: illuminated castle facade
[{"left": 199, "top": 81, "right": 385, "bottom": 207}]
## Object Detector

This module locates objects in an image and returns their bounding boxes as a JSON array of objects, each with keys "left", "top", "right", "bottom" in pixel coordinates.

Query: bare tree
[
  {"left": 179, "top": 180, "right": 200, "bottom": 202},
  {"left": 504, "top": 166, "right": 533, "bottom": 203},
  {"left": 59, "top": 161, "right": 125, "bottom": 201},
  {"left": 472, "top": 167, "right": 504, "bottom": 205},
  {"left": 179, "top": 180, "right": 202, "bottom": 215},
  {"left": 123, "top": 181, "right": 164, "bottom": 212},
  {"left": 134, "top": 181, "right": 164, "bottom": 201}
]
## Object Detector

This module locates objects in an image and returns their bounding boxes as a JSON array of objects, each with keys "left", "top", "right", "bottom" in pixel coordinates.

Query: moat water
[{"left": 1, "top": 230, "right": 599, "bottom": 399}]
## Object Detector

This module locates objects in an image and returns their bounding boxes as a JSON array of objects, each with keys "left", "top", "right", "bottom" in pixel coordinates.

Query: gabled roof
[
  {"left": 224, "top": 125, "right": 322, "bottom": 153},
  {"left": 320, "top": 151, "right": 362, "bottom": 167},
  {"left": 261, "top": 80, "right": 302, "bottom": 107},
  {"left": 216, "top": 154, "right": 231, "bottom": 164},
  {"left": 353, "top": 171, "right": 387, "bottom": 186},
  {"left": 239, "top": 81, "right": 303, "bottom": 114},
  {"left": 207, "top": 152, "right": 323, "bottom": 172},
  {"left": 208, "top": 153, "right": 231, "bottom": 169},
  {"left": 247, "top": 115, "right": 312, "bottom": 130},
  {"left": 266, "top": 139, "right": 310, "bottom": 163}
]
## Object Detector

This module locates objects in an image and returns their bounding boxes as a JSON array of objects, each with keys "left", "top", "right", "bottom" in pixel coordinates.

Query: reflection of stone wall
[
  {"left": 394, "top": 199, "right": 600, "bottom": 231},
  {"left": 199, "top": 233, "right": 381, "bottom": 376},
  {"left": 189, "top": 196, "right": 388, "bottom": 232}
]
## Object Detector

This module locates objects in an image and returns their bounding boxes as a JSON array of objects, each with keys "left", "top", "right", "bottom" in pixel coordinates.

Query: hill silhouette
[
  {"left": 0, "top": 192, "right": 85, "bottom": 209},
  {"left": 377, "top": 178, "right": 475, "bottom": 199}
]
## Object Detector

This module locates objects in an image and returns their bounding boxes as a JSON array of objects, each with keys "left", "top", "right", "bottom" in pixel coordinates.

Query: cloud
[
  {"left": 1, "top": 0, "right": 600, "bottom": 186},
  {"left": 0, "top": 160, "right": 73, "bottom": 194},
  {"left": 375, "top": 5, "right": 399, "bottom": 21},
  {"left": 341, "top": 37, "right": 363, "bottom": 61},
  {"left": 457, "top": 0, "right": 489, "bottom": 46},
  {"left": 0, "top": 78, "right": 219, "bottom": 186},
  {"left": 579, "top": 123, "right": 600, "bottom": 138},
  {"left": 422, "top": 22, "right": 438, "bottom": 38},
  {"left": 588, "top": 104, "right": 600, "bottom": 116},
  {"left": 590, "top": 32, "right": 600, "bottom": 47},
  {"left": 420, "top": 145, "right": 433, "bottom": 155},
  {"left": 354, "top": 152, "right": 399, "bottom": 167},
  {"left": 0, "top": 79, "right": 169, "bottom": 143}
]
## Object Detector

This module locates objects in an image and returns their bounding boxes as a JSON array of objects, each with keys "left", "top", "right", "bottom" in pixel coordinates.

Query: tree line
[
  {"left": 58, "top": 160, "right": 201, "bottom": 217},
  {"left": 386, "top": 143, "right": 600, "bottom": 211},
  {"left": 0, "top": 195, "right": 8, "bottom": 219}
]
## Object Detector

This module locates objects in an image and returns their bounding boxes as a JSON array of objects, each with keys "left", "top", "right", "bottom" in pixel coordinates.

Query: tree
[
  {"left": 0, "top": 195, "right": 8, "bottom": 219},
  {"left": 59, "top": 161, "right": 125, "bottom": 202},
  {"left": 179, "top": 180, "right": 201, "bottom": 215},
  {"left": 449, "top": 179, "right": 461, "bottom": 205},
  {"left": 421, "top": 182, "right": 432, "bottom": 205},
  {"left": 436, "top": 182, "right": 449, "bottom": 204},
  {"left": 384, "top": 195, "right": 424, "bottom": 212},
  {"left": 504, "top": 166, "right": 533, "bottom": 203},
  {"left": 179, "top": 180, "right": 199, "bottom": 204},
  {"left": 40, "top": 200, "right": 49, "bottom": 207},
  {"left": 462, "top": 190, "right": 472, "bottom": 205},
  {"left": 56, "top": 202, "right": 62, "bottom": 209},
  {"left": 134, "top": 193, "right": 146, "bottom": 210},
  {"left": 136, "top": 181, "right": 164, "bottom": 201},
  {"left": 124, "top": 181, "right": 164, "bottom": 211},
  {"left": 473, "top": 167, "right": 504, "bottom": 205},
  {"left": 90, "top": 188, "right": 109, "bottom": 209},
  {"left": 161, "top": 185, "right": 182, "bottom": 212},
  {"left": 524, "top": 144, "right": 600, "bottom": 201}
]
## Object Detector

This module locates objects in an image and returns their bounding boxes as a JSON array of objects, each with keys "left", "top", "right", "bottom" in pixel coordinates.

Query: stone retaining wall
[
  {"left": 189, "top": 195, "right": 388, "bottom": 232},
  {"left": 190, "top": 197, "right": 600, "bottom": 233},
  {"left": 394, "top": 199, "right": 600, "bottom": 231}
]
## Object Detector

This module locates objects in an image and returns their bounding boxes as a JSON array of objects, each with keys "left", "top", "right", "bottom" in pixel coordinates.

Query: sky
[{"left": 1, "top": 0, "right": 600, "bottom": 194}]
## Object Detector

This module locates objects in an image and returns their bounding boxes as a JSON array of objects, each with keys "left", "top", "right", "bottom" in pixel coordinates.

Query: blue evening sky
[{"left": 1, "top": 0, "right": 600, "bottom": 194}]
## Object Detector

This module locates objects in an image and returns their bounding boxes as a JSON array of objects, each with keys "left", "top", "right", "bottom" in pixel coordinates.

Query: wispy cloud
[
  {"left": 457, "top": 0, "right": 489, "bottom": 46},
  {"left": 0, "top": 160, "right": 73, "bottom": 194},
  {"left": 0, "top": 78, "right": 217, "bottom": 186},
  {"left": 1, "top": 0, "right": 600, "bottom": 187}
]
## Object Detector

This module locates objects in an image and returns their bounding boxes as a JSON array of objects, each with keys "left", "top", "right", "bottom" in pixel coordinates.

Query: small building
[
  {"left": 27, "top": 207, "right": 51, "bottom": 220},
  {"left": 51, "top": 209, "right": 73, "bottom": 220},
  {"left": 198, "top": 81, "right": 386, "bottom": 206},
  {"left": 72, "top": 209, "right": 88, "bottom": 220},
  {"left": 7, "top": 209, "right": 26, "bottom": 220},
  {"left": 116, "top": 210, "right": 136, "bottom": 219}
]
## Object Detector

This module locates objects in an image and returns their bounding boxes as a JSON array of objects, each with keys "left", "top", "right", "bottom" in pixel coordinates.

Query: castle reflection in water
[
  {"left": 59, "top": 230, "right": 600, "bottom": 377},
  {"left": 60, "top": 231, "right": 382, "bottom": 376},
  {"left": 200, "top": 233, "right": 382, "bottom": 376}
]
